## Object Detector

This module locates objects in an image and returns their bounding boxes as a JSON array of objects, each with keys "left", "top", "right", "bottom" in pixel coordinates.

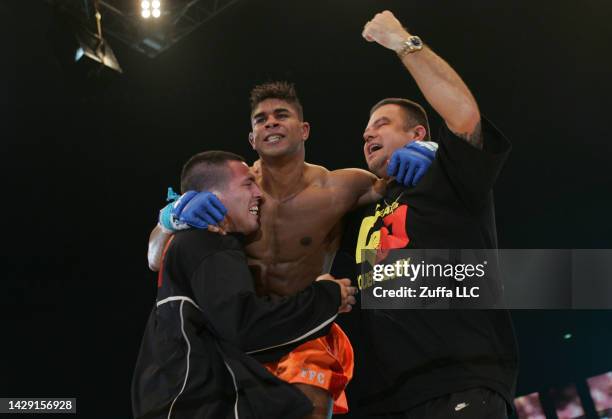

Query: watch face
[{"left": 411, "top": 37, "right": 422, "bottom": 47}]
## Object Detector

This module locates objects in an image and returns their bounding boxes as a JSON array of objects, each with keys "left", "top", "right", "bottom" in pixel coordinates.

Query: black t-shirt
[{"left": 333, "top": 118, "right": 519, "bottom": 415}]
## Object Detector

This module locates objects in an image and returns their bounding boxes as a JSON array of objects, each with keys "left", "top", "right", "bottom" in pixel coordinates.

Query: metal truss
[{"left": 45, "top": 0, "right": 244, "bottom": 58}]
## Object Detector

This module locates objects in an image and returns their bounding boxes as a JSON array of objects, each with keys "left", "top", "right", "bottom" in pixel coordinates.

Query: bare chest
[{"left": 249, "top": 187, "right": 347, "bottom": 260}]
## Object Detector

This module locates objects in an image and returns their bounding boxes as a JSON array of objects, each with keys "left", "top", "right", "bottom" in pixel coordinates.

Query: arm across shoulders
[{"left": 327, "top": 167, "right": 386, "bottom": 209}]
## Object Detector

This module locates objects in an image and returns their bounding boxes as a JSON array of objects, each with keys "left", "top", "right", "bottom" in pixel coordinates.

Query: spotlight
[
  {"left": 74, "top": 29, "right": 122, "bottom": 73},
  {"left": 141, "top": 0, "right": 160, "bottom": 19}
]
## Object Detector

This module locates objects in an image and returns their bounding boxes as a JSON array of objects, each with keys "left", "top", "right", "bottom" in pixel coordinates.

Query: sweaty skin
[
  {"left": 150, "top": 98, "right": 386, "bottom": 300},
  {"left": 147, "top": 104, "right": 384, "bottom": 419},
  {"left": 149, "top": 159, "right": 380, "bottom": 419},
  {"left": 243, "top": 97, "right": 387, "bottom": 301},
  {"left": 150, "top": 10, "right": 482, "bottom": 417},
  {"left": 149, "top": 162, "right": 384, "bottom": 295},
  {"left": 246, "top": 162, "right": 373, "bottom": 297},
  {"left": 149, "top": 19, "right": 478, "bottom": 405},
  {"left": 148, "top": 83, "right": 435, "bottom": 418}
]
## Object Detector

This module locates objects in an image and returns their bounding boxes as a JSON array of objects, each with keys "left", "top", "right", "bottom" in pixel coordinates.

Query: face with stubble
[
  {"left": 363, "top": 104, "right": 423, "bottom": 178},
  {"left": 213, "top": 161, "right": 262, "bottom": 235},
  {"left": 248, "top": 98, "right": 310, "bottom": 160}
]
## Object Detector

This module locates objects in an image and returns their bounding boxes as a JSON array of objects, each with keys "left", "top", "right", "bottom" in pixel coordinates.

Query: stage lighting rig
[
  {"left": 75, "top": 7, "right": 122, "bottom": 72},
  {"left": 141, "top": 0, "right": 161, "bottom": 19},
  {"left": 48, "top": 0, "right": 123, "bottom": 73},
  {"left": 45, "top": 0, "right": 244, "bottom": 59}
]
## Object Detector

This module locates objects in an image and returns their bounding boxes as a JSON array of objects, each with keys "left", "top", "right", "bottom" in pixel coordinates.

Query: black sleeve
[
  {"left": 436, "top": 116, "right": 511, "bottom": 210},
  {"left": 191, "top": 249, "right": 341, "bottom": 353}
]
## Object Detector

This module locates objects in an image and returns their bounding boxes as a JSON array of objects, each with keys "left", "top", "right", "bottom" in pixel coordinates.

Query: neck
[
  {"left": 258, "top": 152, "right": 307, "bottom": 201},
  {"left": 378, "top": 165, "right": 392, "bottom": 182}
]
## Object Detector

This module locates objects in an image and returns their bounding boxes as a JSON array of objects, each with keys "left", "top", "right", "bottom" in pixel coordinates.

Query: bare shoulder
[
  {"left": 303, "top": 163, "right": 332, "bottom": 186},
  {"left": 329, "top": 167, "right": 385, "bottom": 207},
  {"left": 250, "top": 159, "right": 262, "bottom": 176},
  {"left": 303, "top": 164, "right": 384, "bottom": 208},
  {"left": 328, "top": 167, "right": 378, "bottom": 189},
  {"left": 302, "top": 163, "right": 377, "bottom": 187},
  {"left": 328, "top": 165, "right": 383, "bottom": 203}
]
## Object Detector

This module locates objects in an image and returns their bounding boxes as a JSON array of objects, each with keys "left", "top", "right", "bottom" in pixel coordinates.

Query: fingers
[
  {"left": 314, "top": 276, "right": 357, "bottom": 313},
  {"left": 338, "top": 304, "right": 353, "bottom": 314},
  {"left": 338, "top": 278, "right": 357, "bottom": 314},
  {"left": 201, "top": 193, "right": 226, "bottom": 223},
  {"left": 207, "top": 220, "right": 228, "bottom": 235},
  {"left": 403, "top": 161, "right": 418, "bottom": 186},
  {"left": 362, "top": 26, "right": 375, "bottom": 42},
  {"left": 396, "top": 158, "right": 408, "bottom": 183},
  {"left": 207, "top": 206, "right": 226, "bottom": 223},
  {"left": 179, "top": 192, "right": 227, "bottom": 228},
  {"left": 173, "top": 190, "right": 197, "bottom": 215},
  {"left": 346, "top": 287, "right": 357, "bottom": 305},
  {"left": 362, "top": 20, "right": 372, "bottom": 41},
  {"left": 339, "top": 294, "right": 357, "bottom": 314},
  {"left": 217, "top": 219, "right": 229, "bottom": 235},
  {"left": 186, "top": 211, "right": 214, "bottom": 229},
  {"left": 316, "top": 273, "right": 335, "bottom": 281},
  {"left": 207, "top": 225, "right": 221, "bottom": 233},
  {"left": 412, "top": 163, "right": 427, "bottom": 186},
  {"left": 362, "top": 17, "right": 384, "bottom": 42},
  {"left": 337, "top": 278, "right": 351, "bottom": 287},
  {"left": 209, "top": 194, "right": 228, "bottom": 217},
  {"left": 387, "top": 153, "right": 399, "bottom": 177},
  {"left": 336, "top": 278, "right": 357, "bottom": 297},
  {"left": 319, "top": 277, "right": 350, "bottom": 313},
  {"left": 362, "top": 10, "right": 408, "bottom": 51}
]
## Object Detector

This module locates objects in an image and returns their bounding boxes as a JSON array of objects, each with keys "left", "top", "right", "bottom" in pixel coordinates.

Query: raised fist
[{"left": 362, "top": 10, "right": 410, "bottom": 52}]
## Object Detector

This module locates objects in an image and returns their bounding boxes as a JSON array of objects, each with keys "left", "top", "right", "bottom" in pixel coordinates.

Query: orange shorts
[{"left": 264, "top": 323, "right": 354, "bottom": 414}]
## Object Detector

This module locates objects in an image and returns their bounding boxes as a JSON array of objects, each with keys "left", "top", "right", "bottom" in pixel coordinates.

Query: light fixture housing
[{"left": 74, "top": 28, "right": 123, "bottom": 73}]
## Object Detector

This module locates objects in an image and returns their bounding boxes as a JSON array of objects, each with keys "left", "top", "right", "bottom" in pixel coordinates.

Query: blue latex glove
[
  {"left": 387, "top": 140, "right": 438, "bottom": 186},
  {"left": 159, "top": 188, "right": 227, "bottom": 231}
]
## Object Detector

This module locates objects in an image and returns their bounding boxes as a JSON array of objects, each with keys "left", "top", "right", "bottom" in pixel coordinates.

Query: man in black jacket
[{"left": 132, "top": 150, "right": 356, "bottom": 419}]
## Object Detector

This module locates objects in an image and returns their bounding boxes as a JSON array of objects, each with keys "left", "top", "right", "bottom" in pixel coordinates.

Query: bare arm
[
  {"left": 148, "top": 224, "right": 173, "bottom": 272},
  {"left": 329, "top": 168, "right": 387, "bottom": 209},
  {"left": 363, "top": 11, "right": 482, "bottom": 148}
]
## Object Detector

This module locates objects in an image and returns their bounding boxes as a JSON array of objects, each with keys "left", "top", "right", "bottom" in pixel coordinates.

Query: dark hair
[
  {"left": 250, "top": 81, "right": 304, "bottom": 120},
  {"left": 180, "top": 150, "right": 245, "bottom": 194},
  {"left": 370, "top": 98, "right": 431, "bottom": 140}
]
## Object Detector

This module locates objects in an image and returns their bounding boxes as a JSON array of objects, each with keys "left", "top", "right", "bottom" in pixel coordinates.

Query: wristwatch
[{"left": 397, "top": 36, "right": 423, "bottom": 58}]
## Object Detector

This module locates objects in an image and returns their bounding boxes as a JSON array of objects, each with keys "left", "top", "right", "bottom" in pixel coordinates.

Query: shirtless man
[{"left": 148, "top": 83, "right": 436, "bottom": 417}]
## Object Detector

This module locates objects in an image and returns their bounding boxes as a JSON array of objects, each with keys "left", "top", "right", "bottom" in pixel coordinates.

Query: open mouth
[
  {"left": 367, "top": 143, "right": 383, "bottom": 156},
  {"left": 264, "top": 134, "right": 283, "bottom": 144},
  {"left": 249, "top": 204, "right": 259, "bottom": 216}
]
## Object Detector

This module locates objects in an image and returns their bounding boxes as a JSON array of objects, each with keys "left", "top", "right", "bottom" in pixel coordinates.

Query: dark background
[{"left": 3, "top": 0, "right": 612, "bottom": 417}]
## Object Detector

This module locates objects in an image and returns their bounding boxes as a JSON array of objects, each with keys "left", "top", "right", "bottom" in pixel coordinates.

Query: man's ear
[
  {"left": 301, "top": 121, "right": 310, "bottom": 141},
  {"left": 248, "top": 132, "right": 255, "bottom": 149},
  {"left": 412, "top": 125, "right": 427, "bottom": 141}
]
